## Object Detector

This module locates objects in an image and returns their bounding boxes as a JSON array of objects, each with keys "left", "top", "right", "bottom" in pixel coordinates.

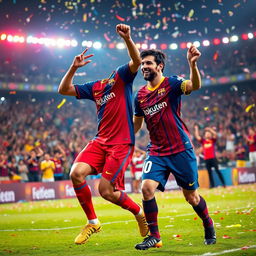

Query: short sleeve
[
  {"left": 134, "top": 91, "right": 144, "bottom": 117},
  {"left": 169, "top": 76, "right": 189, "bottom": 96},
  {"left": 117, "top": 63, "right": 137, "bottom": 84},
  {"left": 74, "top": 81, "right": 96, "bottom": 100}
]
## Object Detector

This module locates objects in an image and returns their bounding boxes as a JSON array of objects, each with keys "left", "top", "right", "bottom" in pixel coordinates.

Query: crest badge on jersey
[{"left": 158, "top": 88, "right": 166, "bottom": 96}]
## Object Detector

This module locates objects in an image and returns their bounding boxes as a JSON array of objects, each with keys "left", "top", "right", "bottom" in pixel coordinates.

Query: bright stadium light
[
  {"left": 135, "top": 43, "right": 141, "bottom": 49},
  {"left": 169, "top": 43, "right": 178, "bottom": 50},
  {"left": 56, "top": 38, "right": 66, "bottom": 48},
  {"left": 202, "top": 40, "right": 210, "bottom": 46},
  {"left": 160, "top": 43, "right": 167, "bottom": 50},
  {"left": 222, "top": 37, "right": 229, "bottom": 44},
  {"left": 193, "top": 41, "right": 200, "bottom": 47},
  {"left": 149, "top": 43, "right": 157, "bottom": 49},
  {"left": 186, "top": 42, "right": 192, "bottom": 48},
  {"left": 71, "top": 39, "right": 78, "bottom": 47},
  {"left": 116, "top": 42, "right": 125, "bottom": 49},
  {"left": 7, "top": 35, "right": 13, "bottom": 42},
  {"left": 82, "top": 40, "right": 93, "bottom": 47},
  {"left": 1, "top": 34, "right": 7, "bottom": 40},
  {"left": 230, "top": 35, "right": 239, "bottom": 42},
  {"left": 141, "top": 43, "right": 148, "bottom": 50},
  {"left": 93, "top": 41, "right": 102, "bottom": 49},
  {"left": 248, "top": 32, "right": 254, "bottom": 39}
]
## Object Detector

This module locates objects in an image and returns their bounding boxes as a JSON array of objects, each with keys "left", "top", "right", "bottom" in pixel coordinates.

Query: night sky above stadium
[{"left": 0, "top": 0, "right": 255, "bottom": 43}]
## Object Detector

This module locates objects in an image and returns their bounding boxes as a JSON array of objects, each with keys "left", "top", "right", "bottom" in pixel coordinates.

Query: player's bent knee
[
  {"left": 142, "top": 185, "right": 155, "bottom": 200},
  {"left": 185, "top": 194, "right": 200, "bottom": 206}
]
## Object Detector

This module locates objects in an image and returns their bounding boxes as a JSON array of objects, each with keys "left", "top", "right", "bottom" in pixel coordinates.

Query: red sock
[
  {"left": 73, "top": 181, "right": 97, "bottom": 220},
  {"left": 115, "top": 191, "right": 140, "bottom": 215}
]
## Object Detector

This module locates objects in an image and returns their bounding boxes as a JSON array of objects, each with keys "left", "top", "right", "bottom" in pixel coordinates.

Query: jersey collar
[{"left": 146, "top": 76, "right": 165, "bottom": 91}]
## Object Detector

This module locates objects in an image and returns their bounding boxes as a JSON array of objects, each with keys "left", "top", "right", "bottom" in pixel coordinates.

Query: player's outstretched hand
[
  {"left": 187, "top": 45, "right": 201, "bottom": 66},
  {"left": 72, "top": 48, "right": 94, "bottom": 68},
  {"left": 116, "top": 24, "right": 131, "bottom": 40}
]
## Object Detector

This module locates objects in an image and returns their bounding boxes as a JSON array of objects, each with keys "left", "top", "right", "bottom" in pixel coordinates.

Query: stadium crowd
[{"left": 0, "top": 81, "right": 255, "bottom": 182}]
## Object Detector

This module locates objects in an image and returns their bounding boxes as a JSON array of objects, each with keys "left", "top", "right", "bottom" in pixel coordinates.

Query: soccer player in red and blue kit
[
  {"left": 133, "top": 47, "right": 216, "bottom": 249},
  {"left": 58, "top": 24, "right": 148, "bottom": 245}
]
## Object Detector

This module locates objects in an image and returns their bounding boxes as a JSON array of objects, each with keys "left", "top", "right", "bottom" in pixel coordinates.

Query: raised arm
[
  {"left": 185, "top": 45, "right": 202, "bottom": 94},
  {"left": 58, "top": 48, "right": 94, "bottom": 96},
  {"left": 116, "top": 24, "right": 141, "bottom": 73},
  {"left": 134, "top": 116, "right": 144, "bottom": 134},
  {"left": 194, "top": 124, "right": 202, "bottom": 141}
]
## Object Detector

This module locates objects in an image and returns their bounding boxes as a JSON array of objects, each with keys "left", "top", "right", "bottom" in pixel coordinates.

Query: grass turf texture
[{"left": 0, "top": 184, "right": 255, "bottom": 256}]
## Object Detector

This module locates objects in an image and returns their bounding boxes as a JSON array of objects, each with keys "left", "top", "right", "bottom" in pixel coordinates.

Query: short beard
[{"left": 143, "top": 70, "right": 157, "bottom": 81}]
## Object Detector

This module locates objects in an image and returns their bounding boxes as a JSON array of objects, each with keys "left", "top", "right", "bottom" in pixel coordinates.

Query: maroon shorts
[{"left": 74, "top": 140, "right": 134, "bottom": 190}]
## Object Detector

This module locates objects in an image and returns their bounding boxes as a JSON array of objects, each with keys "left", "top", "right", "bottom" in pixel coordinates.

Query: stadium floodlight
[
  {"left": 135, "top": 43, "right": 141, "bottom": 49},
  {"left": 56, "top": 38, "right": 66, "bottom": 48},
  {"left": 149, "top": 43, "right": 157, "bottom": 49},
  {"left": 93, "top": 41, "right": 102, "bottom": 49},
  {"left": 0, "top": 97, "right": 5, "bottom": 101},
  {"left": 7, "top": 35, "right": 13, "bottom": 42},
  {"left": 169, "top": 43, "right": 178, "bottom": 50},
  {"left": 108, "top": 43, "right": 115, "bottom": 49},
  {"left": 71, "top": 39, "right": 78, "bottom": 47},
  {"left": 116, "top": 42, "right": 125, "bottom": 49},
  {"left": 141, "top": 43, "right": 148, "bottom": 50},
  {"left": 1, "top": 34, "right": 7, "bottom": 40},
  {"left": 13, "top": 35, "right": 20, "bottom": 42},
  {"left": 186, "top": 42, "right": 192, "bottom": 48},
  {"left": 202, "top": 40, "right": 210, "bottom": 46},
  {"left": 19, "top": 36, "right": 25, "bottom": 43},
  {"left": 180, "top": 42, "right": 187, "bottom": 49},
  {"left": 160, "top": 43, "right": 167, "bottom": 50},
  {"left": 222, "top": 37, "right": 229, "bottom": 44},
  {"left": 248, "top": 32, "right": 254, "bottom": 39},
  {"left": 213, "top": 38, "right": 221, "bottom": 45},
  {"left": 82, "top": 40, "right": 93, "bottom": 47},
  {"left": 230, "top": 35, "right": 238, "bottom": 42},
  {"left": 193, "top": 41, "right": 200, "bottom": 47}
]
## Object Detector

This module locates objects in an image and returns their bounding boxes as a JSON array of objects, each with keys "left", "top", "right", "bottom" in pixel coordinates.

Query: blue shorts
[{"left": 142, "top": 149, "right": 199, "bottom": 191}]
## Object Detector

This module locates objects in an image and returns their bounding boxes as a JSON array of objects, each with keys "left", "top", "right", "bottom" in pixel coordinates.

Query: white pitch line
[
  {"left": 0, "top": 206, "right": 252, "bottom": 232},
  {"left": 192, "top": 245, "right": 256, "bottom": 256}
]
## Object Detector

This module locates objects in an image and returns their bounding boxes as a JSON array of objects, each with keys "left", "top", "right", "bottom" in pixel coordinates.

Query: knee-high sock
[
  {"left": 143, "top": 197, "right": 160, "bottom": 239},
  {"left": 193, "top": 195, "right": 213, "bottom": 228},
  {"left": 115, "top": 191, "right": 140, "bottom": 215},
  {"left": 73, "top": 181, "right": 97, "bottom": 220}
]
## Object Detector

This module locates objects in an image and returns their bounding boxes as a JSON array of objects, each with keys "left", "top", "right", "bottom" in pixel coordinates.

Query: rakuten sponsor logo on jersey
[
  {"left": 143, "top": 101, "right": 167, "bottom": 116},
  {"left": 96, "top": 92, "right": 116, "bottom": 106}
]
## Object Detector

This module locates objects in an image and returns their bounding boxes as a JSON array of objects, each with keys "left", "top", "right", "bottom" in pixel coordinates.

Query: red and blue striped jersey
[
  {"left": 134, "top": 76, "right": 193, "bottom": 156},
  {"left": 75, "top": 64, "right": 136, "bottom": 145}
]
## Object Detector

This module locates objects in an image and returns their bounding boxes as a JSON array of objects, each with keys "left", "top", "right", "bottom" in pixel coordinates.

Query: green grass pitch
[{"left": 0, "top": 185, "right": 255, "bottom": 256}]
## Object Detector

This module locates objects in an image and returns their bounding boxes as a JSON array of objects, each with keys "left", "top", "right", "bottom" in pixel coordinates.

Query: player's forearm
[
  {"left": 123, "top": 37, "right": 141, "bottom": 67},
  {"left": 189, "top": 63, "right": 201, "bottom": 90},
  {"left": 58, "top": 65, "right": 77, "bottom": 95}
]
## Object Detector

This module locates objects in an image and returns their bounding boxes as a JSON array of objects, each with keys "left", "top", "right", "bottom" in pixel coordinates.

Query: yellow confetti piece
[
  {"left": 245, "top": 104, "right": 255, "bottom": 112},
  {"left": 188, "top": 9, "right": 194, "bottom": 18},
  {"left": 226, "top": 224, "right": 242, "bottom": 228},
  {"left": 57, "top": 98, "right": 66, "bottom": 109},
  {"left": 204, "top": 106, "right": 209, "bottom": 111},
  {"left": 83, "top": 13, "right": 87, "bottom": 22},
  {"left": 132, "top": 0, "right": 137, "bottom": 8}
]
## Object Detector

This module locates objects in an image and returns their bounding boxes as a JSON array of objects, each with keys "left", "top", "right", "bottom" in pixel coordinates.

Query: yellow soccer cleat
[
  {"left": 74, "top": 222, "right": 102, "bottom": 245},
  {"left": 135, "top": 212, "right": 149, "bottom": 237}
]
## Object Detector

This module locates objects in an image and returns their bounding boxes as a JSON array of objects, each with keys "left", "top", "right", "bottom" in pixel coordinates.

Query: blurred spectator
[
  {"left": 17, "top": 159, "right": 29, "bottom": 182},
  {"left": 27, "top": 148, "right": 44, "bottom": 182},
  {"left": 235, "top": 141, "right": 247, "bottom": 168},
  {"left": 194, "top": 125, "right": 226, "bottom": 188},
  {"left": 40, "top": 153, "right": 55, "bottom": 182},
  {"left": 0, "top": 153, "right": 9, "bottom": 181},
  {"left": 51, "top": 145, "right": 67, "bottom": 181},
  {"left": 245, "top": 126, "right": 256, "bottom": 167},
  {"left": 130, "top": 148, "right": 146, "bottom": 193}
]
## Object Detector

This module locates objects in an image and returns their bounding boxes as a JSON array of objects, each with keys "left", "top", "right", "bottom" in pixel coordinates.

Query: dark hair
[{"left": 140, "top": 49, "right": 166, "bottom": 72}]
